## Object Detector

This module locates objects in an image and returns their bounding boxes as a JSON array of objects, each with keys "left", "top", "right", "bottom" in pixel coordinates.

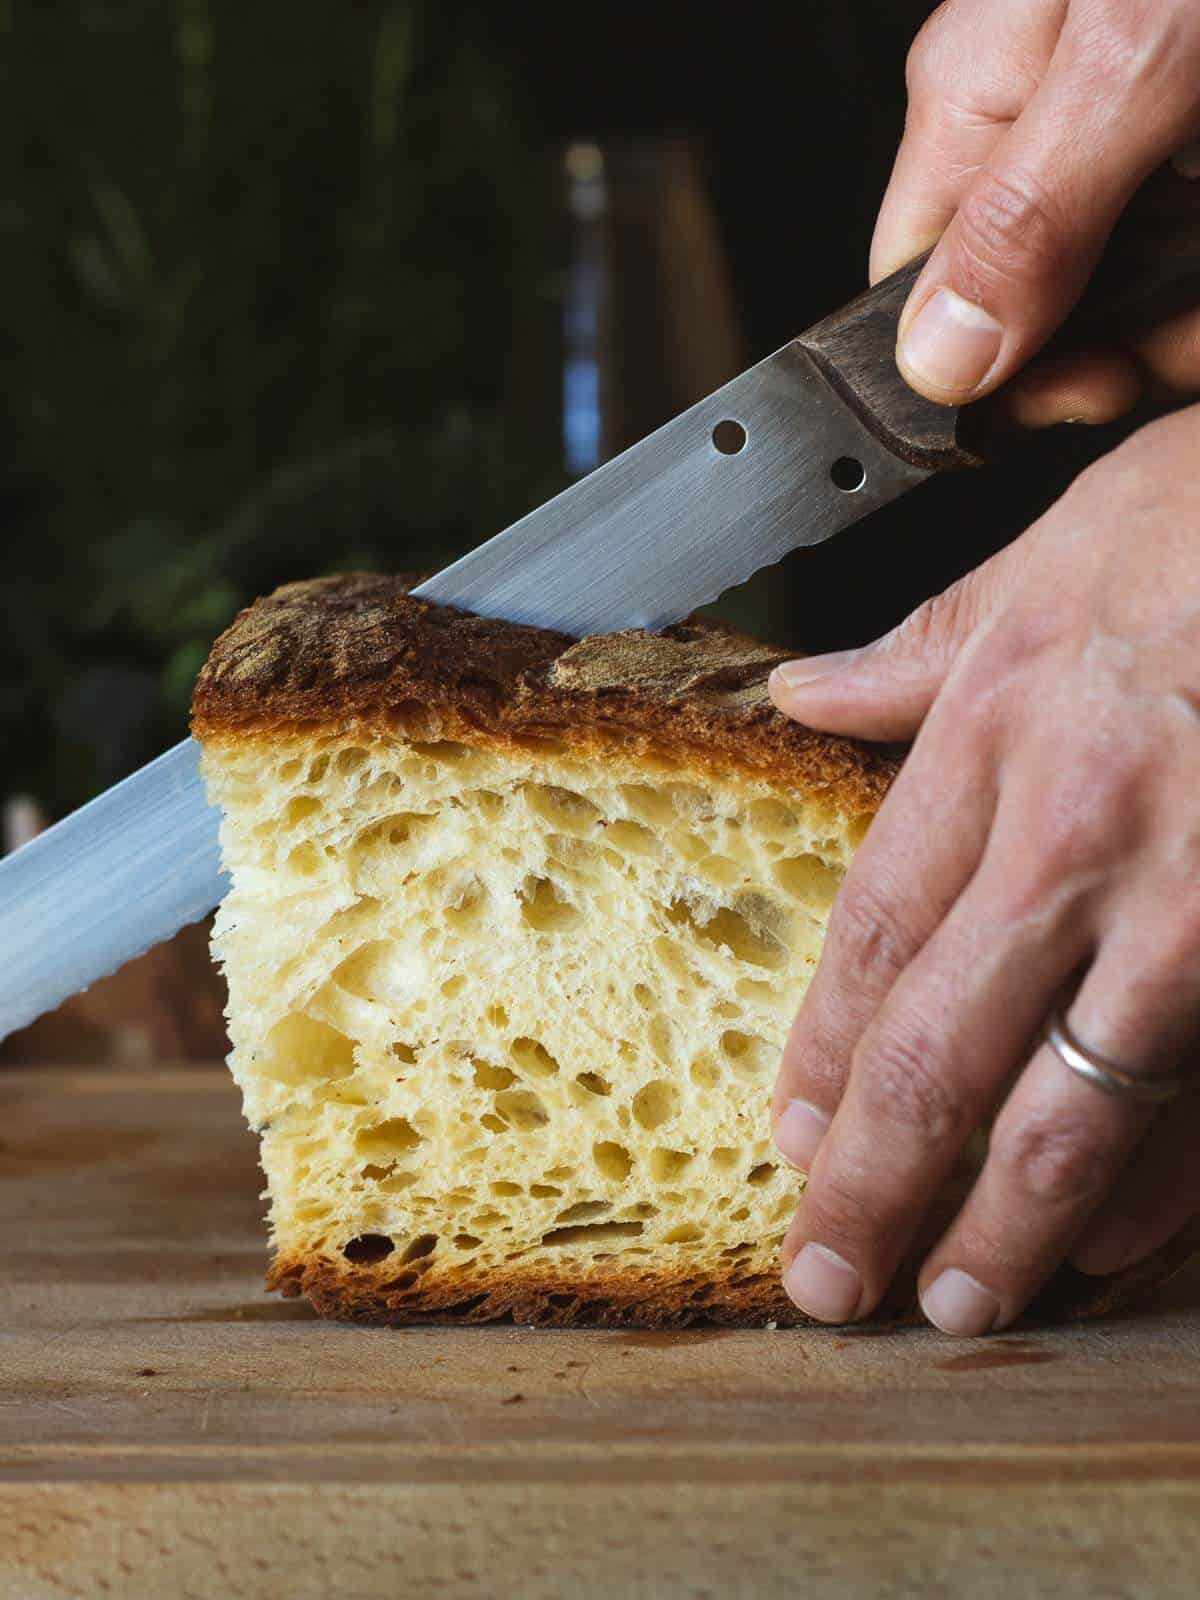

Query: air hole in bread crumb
[
  {"left": 523, "top": 784, "right": 603, "bottom": 833},
  {"left": 529, "top": 1182, "right": 562, "bottom": 1197},
  {"left": 556, "top": 1200, "right": 611, "bottom": 1224},
  {"left": 632, "top": 1079, "right": 678, "bottom": 1131},
  {"left": 490, "top": 1180, "right": 522, "bottom": 1197},
  {"left": 593, "top": 1141, "right": 633, "bottom": 1182},
  {"left": 343, "top": 1234, "right": 394, "bottom": 1264},
  {"left": 690, "top": 1055, "right": 720, "bottom": 1089},
  {"left": 356, "top": 1117, "right": 421, "bottom": 1159},
  {"left": 335, "top": 747, "right": 368, "bottom": 775},
  {"left": 400, "top": 1234, "right": 439, "bottom": 1264},
  {"left": 286, "top": 795, "right": 322, "bottom": 825},
  {"left": 384, "top": 1270, "right": 419, "bottom": 1291},
  {"left": 493, "top": 1089, "right": 548, "bottom": 1130},
  {"left": 473, "top": 1059, "right": 516, "bottom": 1091},
  {"left": 619, "top": 784, "right": 675, "bottom": 826},
  {"left": 747, "top": 1162, "right": 775, "bottom": 1187},
  {"left": 510, "top": 1037, "right": 559, "bottom": 1078},
  {"left": 574, "top": 1071, "right": 611, "bottom": 1098},
  {"left": 392, "top": 1042, "right": 418, "bottom": 1065},
  {"left": 520, "top": 877, "right": 582, "bottom": 932},
  {"left": 649, "top": 1148, "right": 693, "bottom": 1182},
  {"left": 287, "top": 841, "right": 322, "bottom": 876},
  {"left": 441, "top": 974, "right": 468, "bottom": 998},
  {"left": 774, "top": 852, "right": 841, "bottom": 910},
  {"left": 383, "top": 812, "right": 433, "bottom": 847},
  {"left": 747, "top": 797, "right": 796, "bottom": 836},
  {"left": 261, "top": 1013, "right": 355, "bottom": 1084},
  {"left": 663, "top": 1223, "right": 703, "bottom": 1245},
  {"left": 541, "top": 1221, "right": 644, "bottom": 1247},
  {"left": 453, "top": 1234, "right": 482, "bottom": 1250},
  {"left": 480, "top": 1113, "right": 508, "bottom": 1133},
  {"left": 604, "top": 820, "right": 659, "bottom": 857}
]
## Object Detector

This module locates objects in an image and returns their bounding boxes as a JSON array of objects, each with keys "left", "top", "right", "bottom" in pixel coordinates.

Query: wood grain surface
[{"left": 4, "top": 1066, "right": 1200, "bottom": 1599}]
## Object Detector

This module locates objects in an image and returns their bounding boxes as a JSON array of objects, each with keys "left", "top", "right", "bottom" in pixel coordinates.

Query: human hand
[
  {"left": 876, "top": 0, "right": 1200, "bottom": 426},
  {"left": 768, "top": 402, "right": 1200, "bottom": 1335}
]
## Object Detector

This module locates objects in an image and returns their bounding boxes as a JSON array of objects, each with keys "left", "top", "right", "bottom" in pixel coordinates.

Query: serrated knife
[{"left": 3, "top": 235, "right": 1199, "bottom": 1039}]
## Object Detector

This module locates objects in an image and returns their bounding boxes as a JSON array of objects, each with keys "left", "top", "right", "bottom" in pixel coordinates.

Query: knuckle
[
  {"left": 807, "top": 1164, "right": 890, "bottom": 1248},
  {"left": 828, "top": 878, "right": 917, "bottom": 990},
  {"left": 785, "top": 1014, "right": 851, "bottom": 1105},
  {"left": 955, "top": 169, "right": 1066, "bottom": 293},
  {"left": 994, "top": 1110, "right": 1110, "bottom": 1209},
  {"left": 890, "top": 577, "right": 978, "bottom": 661},
  {"left": 855, "top": 1020, "right": 967, "bottom": 1147}
]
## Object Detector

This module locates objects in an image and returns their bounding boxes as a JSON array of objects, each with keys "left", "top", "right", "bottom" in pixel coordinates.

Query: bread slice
[{"left": 193, "top": 575, "right": 1197, "bottom": 1327}]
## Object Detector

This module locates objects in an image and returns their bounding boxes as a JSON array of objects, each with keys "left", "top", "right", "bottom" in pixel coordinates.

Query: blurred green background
[{"left": 1, "top": 3, "right": 563, "bottom": 810}]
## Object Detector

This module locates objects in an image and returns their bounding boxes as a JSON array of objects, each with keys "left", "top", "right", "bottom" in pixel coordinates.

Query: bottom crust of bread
[{"left": 268, "top": 1221, "right": 1200, "bottom": 1330}]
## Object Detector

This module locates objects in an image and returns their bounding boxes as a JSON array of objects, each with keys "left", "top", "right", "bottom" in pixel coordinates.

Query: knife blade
[
  {"left": 412, "top": 341, "right": 930, "bottom": 633},
  {"left": 5, "top": 230, "right": 1200, "bottom": 1039}
]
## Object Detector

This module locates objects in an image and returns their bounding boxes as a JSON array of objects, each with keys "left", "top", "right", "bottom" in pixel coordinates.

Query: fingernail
[
  {"left": 1071, "top": 1216, "right": 1143, "bottom": 1277},
  {"left": 774, "top": 1099, "right": 830, "bottom": 1171},
  {"left": 784, "top": 1243, "right": 862, "bottom": 1322},
  {"left": 921, "top": 1269, "right": 1000, "bottom": 1337},
  {"left": 770, "top": 650, "right": 862, "bottom": 692},
  {"left": 1173, "top": 141, "right": 1200, "bottom": 180},
  {"left": 899, "top": 288, "right": 1003, "bottom": 397}
]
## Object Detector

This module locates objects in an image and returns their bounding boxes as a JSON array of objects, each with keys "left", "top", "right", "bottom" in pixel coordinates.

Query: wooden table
[{"left": 4, "top": 1067, "right": 1200, "bottom": 1598}]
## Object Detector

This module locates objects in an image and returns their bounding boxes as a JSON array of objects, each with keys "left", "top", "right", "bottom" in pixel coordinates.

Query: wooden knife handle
[{"left": 796, "top": 208, "right": 1200, "bottom": 473}]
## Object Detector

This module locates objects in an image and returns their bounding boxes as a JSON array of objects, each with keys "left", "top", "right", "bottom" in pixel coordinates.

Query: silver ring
[{"left": 1047, "top": 1011, "right": 1184, "bottom": 1105}]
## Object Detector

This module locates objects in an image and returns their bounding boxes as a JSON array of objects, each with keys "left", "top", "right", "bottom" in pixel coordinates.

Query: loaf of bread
[{"left": 193, "top": 575, "right": 1196, "bottom": 1327}]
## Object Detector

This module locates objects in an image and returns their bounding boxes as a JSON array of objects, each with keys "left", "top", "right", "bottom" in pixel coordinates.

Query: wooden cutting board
[{"left": 4, "top": 1066, "right": 1200, "bottom": 1599}]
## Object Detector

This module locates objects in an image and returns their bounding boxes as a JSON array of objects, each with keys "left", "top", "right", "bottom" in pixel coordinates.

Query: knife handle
[{"left": 796, "top": 205, "right": 1200, "bottom": 473}]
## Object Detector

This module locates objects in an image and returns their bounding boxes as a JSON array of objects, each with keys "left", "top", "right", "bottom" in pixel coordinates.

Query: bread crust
[
  {"left": 192, "top": 573, "right": 897, "bottom": 811},
  {"left": 268, "top": 1221, "right": 1200, "bottom": 1330}
]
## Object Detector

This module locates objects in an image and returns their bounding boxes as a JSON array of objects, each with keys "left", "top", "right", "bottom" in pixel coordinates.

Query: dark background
[{"left": 0, "top": 0, "right": 1132, "bottom": 821}]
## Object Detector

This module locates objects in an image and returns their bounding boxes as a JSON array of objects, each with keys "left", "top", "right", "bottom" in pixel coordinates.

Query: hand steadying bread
[{"left": 769, "top": 0, "right": 1200, "bottom": 1336}]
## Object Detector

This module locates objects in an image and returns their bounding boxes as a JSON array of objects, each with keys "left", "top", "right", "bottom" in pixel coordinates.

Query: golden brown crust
[
  {"left": 268, "top": 1230, "right": 1200, "bottom": 1330},
  {"left": 192, "top": 573, "right": 897, "bottom": 810},
  {"left": 269, "top": 1252, "right": 806, "bottom": 1329}
]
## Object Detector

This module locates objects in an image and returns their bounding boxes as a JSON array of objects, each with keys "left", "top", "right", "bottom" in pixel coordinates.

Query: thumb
[
  {"left": 895, "top": 12, "right": 1200, "bottom": 406},
  {"left": 769, "top": 563, "right": 1002, "bottom": 742}
]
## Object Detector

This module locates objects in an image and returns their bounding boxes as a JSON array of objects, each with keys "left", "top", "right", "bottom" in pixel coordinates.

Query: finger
[
  {"left": 870, "top": 0, "right": 1065, "bottom": 283},
  {"left": 920, "top": 895, "right": 1200, "bottom": 1335},
  {"left": 1072, "top": 1084, "right": 1200, "bottom": 1277},
  {"left": 772, "top": 693, "right": 998, "bottom": 1171},
  {"left": 1129, "top": 305, "right": 1200, "bottom": 403},
  {"left": 896, "top": 17, "right": 1200, "bottom": 404},
  {"left": 768, "top": 550, "right": 1014, "bottom": 742},
  {"left": 999, "top": 345, "right": 1144, "bottom": 428},
  {"left": 780, "top": 791, "right": 1093, "bottom": 1324}
]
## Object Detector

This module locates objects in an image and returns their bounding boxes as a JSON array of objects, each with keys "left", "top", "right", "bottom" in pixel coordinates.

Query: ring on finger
[{"left": 1047, "top": 1010, "right": 1184, "bottom": 1105}]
